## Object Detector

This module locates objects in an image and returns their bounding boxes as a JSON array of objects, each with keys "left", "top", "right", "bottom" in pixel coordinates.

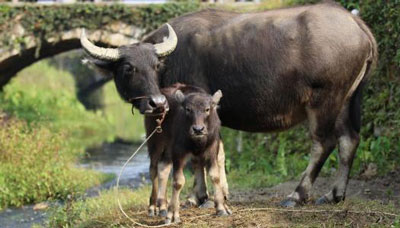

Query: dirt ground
[{"left": 124, "top": 171, "right": 400, "bottom": 227}]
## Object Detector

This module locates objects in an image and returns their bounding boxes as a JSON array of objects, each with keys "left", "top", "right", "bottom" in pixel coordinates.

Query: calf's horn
[
  {"left": 80, "top": 29, "right": 121, "bottom": 61},
  {"left": 153, "top": 23, "right": 178, "bottom": 57}
]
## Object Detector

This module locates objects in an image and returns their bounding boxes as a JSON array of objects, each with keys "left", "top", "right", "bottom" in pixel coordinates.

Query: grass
[
  {"left": 48, "top": 184, "right": 400, "bottom": 227},
  {"left": 0, "top": 57, "right": 145, "bottom": 209},
  {"left": 0, "top": 116, "right": 109, "bottom": 209}
]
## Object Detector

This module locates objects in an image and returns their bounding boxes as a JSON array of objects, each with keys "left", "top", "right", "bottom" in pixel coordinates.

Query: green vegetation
[{"left": 0, "top": 58, "right": 143, "bottom": 209}]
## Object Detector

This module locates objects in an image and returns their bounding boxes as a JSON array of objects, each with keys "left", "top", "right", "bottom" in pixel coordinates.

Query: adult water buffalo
[{"left": 81, "top": 1, "right": 377, "bottom": 207}]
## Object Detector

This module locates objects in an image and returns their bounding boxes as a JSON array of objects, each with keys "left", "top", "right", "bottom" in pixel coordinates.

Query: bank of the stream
[
  {"left": 0, "top": 55, "right": 144, "bottom": 211},
  {"left": 0, "top": 141, "right": 150, "bottom": 228}
]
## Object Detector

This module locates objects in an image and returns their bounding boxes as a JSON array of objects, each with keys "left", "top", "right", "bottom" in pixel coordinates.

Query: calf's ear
[
  {"left": 212, "top": 90, "right": 223, "bottom": 106},
  {"left": 175, "top": 90, "right": 185, "bottom": 104}
]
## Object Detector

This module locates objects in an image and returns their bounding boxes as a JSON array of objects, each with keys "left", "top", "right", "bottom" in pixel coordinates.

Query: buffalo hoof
[
  {"left": 164, "top": 218, "right": 172, "bottom": 225},
  {"left": 217, "top": 209, "right": 231, "bottom": 216},
  {"left": 280, "top": 198, "right": 300, "bottom": 208},
  {"left": 315, "top": 196, "right": 330, "bottom": 205},
  {"left": 199, "top": 200, "right": 215, "bottom": 209},
  {"left": 148, "top": 209, "right": 155, "bottom": 217},
  {"left": 184, "top": 198, "right": 198, "bottom": 208},
  {"left": 159, "top": 209, "right": 168, "bottom": 217}
]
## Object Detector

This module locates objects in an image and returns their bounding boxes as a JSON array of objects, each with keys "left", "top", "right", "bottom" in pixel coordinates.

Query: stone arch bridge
[
  {"left": 0, "top": 3, "right": 200, "bottom": 88},
  {"left": 0, "top": 21, "right": 143, "bottom": 88}
]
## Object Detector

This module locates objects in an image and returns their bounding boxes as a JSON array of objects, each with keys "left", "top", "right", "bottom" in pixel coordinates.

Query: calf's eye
[
  {"left": 205, "top": 108, "right": 210, "bottom": 113},
  {"left": 185, "top": 108, "right": 191, "bottom": 113}
]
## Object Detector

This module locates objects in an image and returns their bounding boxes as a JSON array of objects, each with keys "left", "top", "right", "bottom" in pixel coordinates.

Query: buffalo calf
[{"left": 145, "top": 83, "right": 230, "bottom": 223}]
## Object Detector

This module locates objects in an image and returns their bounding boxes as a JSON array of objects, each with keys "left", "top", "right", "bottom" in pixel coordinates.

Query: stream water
[{"left": 0, "top": 142, "right": 150, "bottom": 228}]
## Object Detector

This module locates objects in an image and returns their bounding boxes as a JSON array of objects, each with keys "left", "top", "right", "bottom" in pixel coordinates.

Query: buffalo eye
[
  {"left": 185, "top": 107, "right": 191, "bottom": 114},
  {"left": 205, "top": 107, "right": 210, "bottom": 114},
  {"left": 154, "top": 63, "right": 161, "bottom": 71},
  {"left": 123, "top": 64, "right": 136, "bottom": 74}
]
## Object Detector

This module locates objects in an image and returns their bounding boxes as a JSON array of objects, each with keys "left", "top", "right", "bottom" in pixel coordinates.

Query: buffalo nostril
[
  {"left": 192, "top": 126, "right": 205, "bottom": 134},
  {"left": 150, "top": 95, "right": 167, "bottom": 108},
  {"left": 148, "top": 99, "right": 157, "bottom": 108}
]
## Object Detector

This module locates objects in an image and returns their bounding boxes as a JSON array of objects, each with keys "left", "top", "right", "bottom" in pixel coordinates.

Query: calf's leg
[
  {"left": 148, "top": 161, "right": 158, "bottom": 217},
  {"left": 147, "top": 137, "right": 164, "bottom": 217},
  {"left": 157, "top": 161, "right": 172, "bottom": 217},
  {"left": 186, "top": 141, "right": 229, "bottom": 208},
  {"left": 165, "top": 159, "right": 185, "bottom": 224}
]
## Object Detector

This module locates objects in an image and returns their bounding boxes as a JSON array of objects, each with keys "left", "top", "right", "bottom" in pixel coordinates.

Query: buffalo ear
[
  {"left": 212, "top": 90, "right": 223, "bottom": 106},
  {"left": 82, "top": 56, "right": 115, "bottom": 75},
  {"left": 175, "top": 90, "right": 185, "bottom": 104}
]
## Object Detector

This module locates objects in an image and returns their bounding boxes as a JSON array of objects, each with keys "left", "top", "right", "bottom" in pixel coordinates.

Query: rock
[
  {"left": 360, "top": 163, "right": 378, "bottom": 180},
  {"left": 33, "top": 202, "right": 49, "bottom": 211}
]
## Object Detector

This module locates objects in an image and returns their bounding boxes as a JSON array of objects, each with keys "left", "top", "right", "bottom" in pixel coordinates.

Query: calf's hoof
[
  {"left": 217, "top": 209, "right": 230, "bottom": 216},
  {"left": 279, "top": 198, "right": 300, "bottom": 208},
  {"left": 164, "top": 218, "right": 172, "bottom": 225},
  {"left": 164, "top": 216, "right": 181, "bottom": 224},
  {"left": 159, "top": 209, "right": 168, "bottom": 217},
  {"left": 148, "top": 209, "right": 155, "bottom": 217},
  {"left": 199, "top": 200, "right": 215, "bottom": 209}
]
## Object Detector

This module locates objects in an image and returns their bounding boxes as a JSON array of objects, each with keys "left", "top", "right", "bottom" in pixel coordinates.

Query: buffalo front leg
[
  {"left": 281, "top": 107, "right": 338, "bottom": 207},
  {"left": 208, "top": 155, "right": 232, "bottom": 216},
  {"left": 165, "top": 160, "right": 185, "bottom": 224},
  {"left": 157, "top": 161, "right": 172, "bottom": 217}
]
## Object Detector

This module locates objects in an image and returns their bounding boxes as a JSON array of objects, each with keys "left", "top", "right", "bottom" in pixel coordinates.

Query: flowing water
[{"left": 0, "top": 142, "right": 150, "bottom": 228}]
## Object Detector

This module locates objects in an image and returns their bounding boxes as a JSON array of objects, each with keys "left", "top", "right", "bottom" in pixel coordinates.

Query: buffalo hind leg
[
  {"left": 208, "top": 152, "right": 231, "bottom": 216},
  {"left": 281, "top": 107, "right": 338, "bottom": 207},
  {"left": 218, "top": 141, "right": 230, "bottom": 201},
  {"left": 316, "top": 105, "right": 360, "bottom": 204}
]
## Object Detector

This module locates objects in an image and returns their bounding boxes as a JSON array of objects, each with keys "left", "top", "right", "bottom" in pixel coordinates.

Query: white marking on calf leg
[
  {"left": 148, "top": 163, "right": 158, "bottom": 216},
  {"left": 157, "top": 162, "right": 172, "bottom": 214},
  {"left": 166, "top": 167, "right": 185, "bottom": 224}
]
